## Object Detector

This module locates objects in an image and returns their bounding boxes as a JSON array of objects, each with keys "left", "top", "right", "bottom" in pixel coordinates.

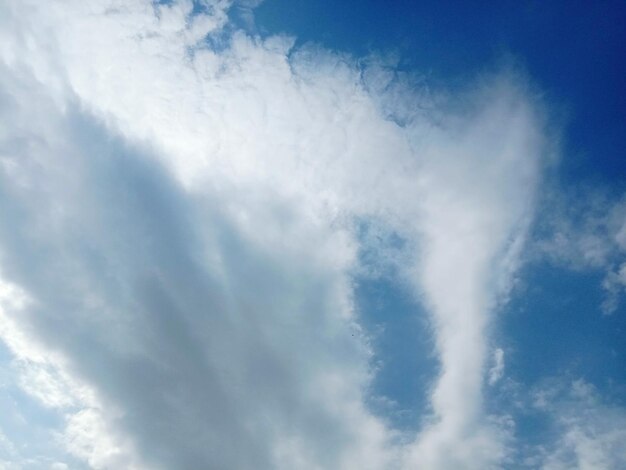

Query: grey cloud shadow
[{"left": 0, "top": 73, "right": 374, "bottom": 468}]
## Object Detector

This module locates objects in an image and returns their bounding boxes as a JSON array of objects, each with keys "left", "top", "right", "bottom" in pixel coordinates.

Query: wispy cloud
[
  {"left": 532, "top": 379, "right": 626, "bottom": 469},
  {"left": 489, "top": 348, "right": 505, "bottom": 386},
  {"left": 534, "top": 189, "right": 626, "bottom": 313}
]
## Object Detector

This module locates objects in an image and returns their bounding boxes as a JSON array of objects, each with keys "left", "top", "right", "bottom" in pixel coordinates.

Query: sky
[{"left": 0, "top": 1, "right": 625, "bottom": 469}]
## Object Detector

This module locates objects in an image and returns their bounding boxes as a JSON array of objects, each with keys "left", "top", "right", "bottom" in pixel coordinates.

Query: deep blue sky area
[
  {"left": 254, "top": 0, "right": 626, "bottom": 182},
  {"left": 501, "top": 265, "right": 626, "bottom": 398}
]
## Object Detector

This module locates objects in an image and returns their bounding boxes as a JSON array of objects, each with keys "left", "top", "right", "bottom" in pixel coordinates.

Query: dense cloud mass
[{"left": 1, "top": 1, "right": 622, "bottom": 469}]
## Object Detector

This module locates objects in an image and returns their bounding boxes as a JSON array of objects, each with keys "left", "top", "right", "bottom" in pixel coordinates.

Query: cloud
[
  {"left": 0, "top": 1, "right": 549, "bottom": 468},
  {"left": 531, "top": 379, "right": 626, "bottom": 469},
  {"left": 488, "top": 348, "right": 505, "bottom": 386},
  {"left": 534, "top": 189, "right": 626, "bottom": 313}
]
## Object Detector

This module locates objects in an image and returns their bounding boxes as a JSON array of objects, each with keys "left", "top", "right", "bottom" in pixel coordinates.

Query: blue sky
[{"left": 0, "top": 1, "right": 625, "bottom": 469}]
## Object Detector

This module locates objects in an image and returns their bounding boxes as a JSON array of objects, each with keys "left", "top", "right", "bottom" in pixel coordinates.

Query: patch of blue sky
[
  {"left": 501, "top": 264, "right": 626, "bottom": 395},
  {"left": 351, "top": 220, "right": 437, "bottom": 432},
  {"left": 355, "top": 275, "right": 437, "bottom": 432},
  {"left": 487, "top": 262, "right": 626, "bottom": 453}
]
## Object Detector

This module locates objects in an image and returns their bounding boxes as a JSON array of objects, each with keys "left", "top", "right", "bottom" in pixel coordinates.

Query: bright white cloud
[{"left": 0, "top": 1, "right": 550, "bottom": 468}]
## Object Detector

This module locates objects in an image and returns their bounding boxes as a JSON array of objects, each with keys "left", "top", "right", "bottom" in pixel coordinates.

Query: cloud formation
[
  {"left": 0, "top": 1, "right": 552, "bottom": 468},
  {"left": 532, "top": 380, "right": 626, "bottom": 469},
  {"left": 535, "top": 190, "right": 626, "bottom": 313}
]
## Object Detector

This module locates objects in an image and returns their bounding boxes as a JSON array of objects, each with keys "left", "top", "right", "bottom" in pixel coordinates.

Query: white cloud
[
  {"left": 0, "top": 1, "right": 549, "bottom": 468},
  {"left": 534, "top": 379, "right": 626, "bottom": 470},
  {"left": 489, "top": 348, "right": 505, "bottom": 386}
]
